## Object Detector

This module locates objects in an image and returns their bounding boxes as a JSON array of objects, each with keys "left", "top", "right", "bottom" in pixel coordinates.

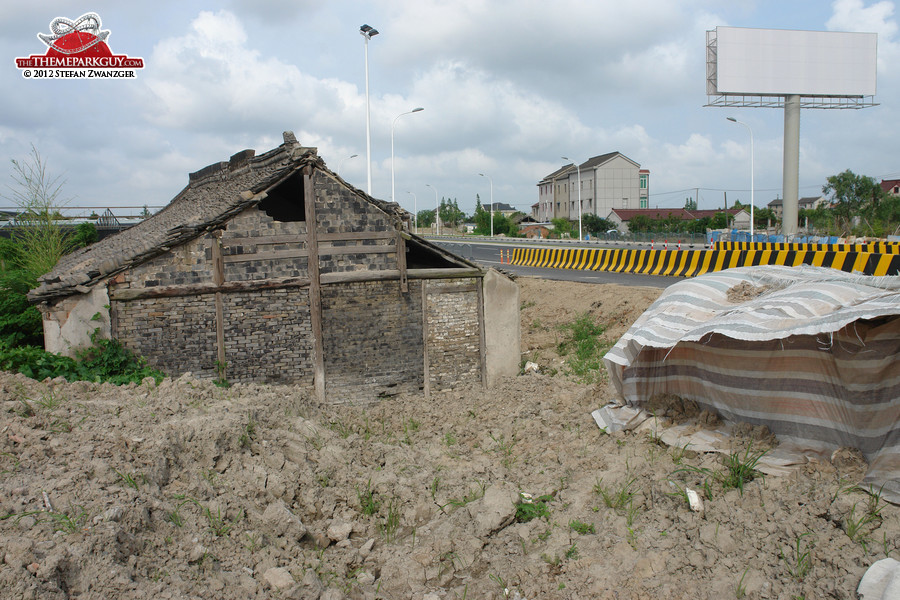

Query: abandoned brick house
[{"left": 28, "top": 132, "right": 519, "bottom": 402}]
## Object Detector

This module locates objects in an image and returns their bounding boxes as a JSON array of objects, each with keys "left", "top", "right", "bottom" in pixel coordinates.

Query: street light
[
  {"left": 360, "top": 24, "right": 379, "bottom": 195},
  {"left": 727, "top": 117, "right": 755, "bottom": 240},
  {"left": 561, "top": 156, "right": 582, "bottom": 241},
  {"left": 425, "top": 183, "right": 440, "bottom": 235},
  {"left": 406, "top": 190, "right": 417, "bottom": 233},
  {"left": 338, "top": 153, "right": 358, "bottom": 176},
  {"left": 478, "top": 173, "right": 493, "bottom": 237},
  {"left": 391, "top": 107, "right": 424, "bottom": 204}
]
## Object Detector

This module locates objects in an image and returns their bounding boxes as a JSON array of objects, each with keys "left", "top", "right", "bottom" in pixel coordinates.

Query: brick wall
[
  {"left": 119, "top": 234, "right": 214, "bottom": 289},
  {"left": 426, "top": 278, "right": 481, "bottom": 391},
  {"left": 321, "top": 279, "right": 424, "bottom": 403},
  {"left": 223, "top": 288, "right": 314, "bottom": 384},
  {"left": 114, "top": 294, "right": 218, "bottom": 378},
  {"left": 221, "top": 208, "right": 310, "bottom": 282}
]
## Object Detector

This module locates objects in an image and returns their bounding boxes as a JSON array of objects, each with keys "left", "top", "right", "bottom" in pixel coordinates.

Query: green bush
[{"left": 0, "top": 335, "right": 164, "bottom": 385}]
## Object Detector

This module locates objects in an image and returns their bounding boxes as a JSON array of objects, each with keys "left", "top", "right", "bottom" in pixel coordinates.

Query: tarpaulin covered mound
[{"left": 604, "top": 265, "right": 900, "bottom": 503}]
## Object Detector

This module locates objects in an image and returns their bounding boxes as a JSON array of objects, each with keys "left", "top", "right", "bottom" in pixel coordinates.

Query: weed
[
  {"left": 35, "top": 390, "right": 64, "bottom": 411},
  {"left": 844, "top": 502, "right": 879, "bottom": 549},
  {"left": 780, "top": 532, "right": 813, "bottom": 581},
  {"left": 720, "top": 443, "right": 767, "bottom": 493},
  {"left": 203, "top": 505, "right": 242, "bottom": 537},
  {"left": 626, "top": 526, "right": 639, "bottom": 549},
  {"left": 430, "top": 476, "right": 441, "bottom": 501},
  {"left": 329, "top": 418, "right": 353, "bottom": 439},
  {"left": 541, "top": 553, "right": 560, "bottom": 566},
  {"left": 565, "top": 544, "right": 580, "bottom": 560},
  {"left": 735, "top": 568, "right": 749, "bottom": 598},
  {"left": 316, "top": 472, "right": 331, "bottom": 488},
  {"left": 444, "top": 481, "right": 486, "bottom": 509},
  {"left": 556, "top": 313, "right": 610, "bottom": 384},
  {"left": 244, "top": 531, "right": 263, "bottom": 552},
  {"left": 671, "top": 443, "right": 692, "bottom": 465},
  {"left": 46, "top": 504, "right": 90, "bottom": 533},
  {"left": 15, "top": 398, "right": 35, "bottom": 418},
  {"left": 200, "top": 468, "right": 218, "bottom": 486},
  {"left": 488, "top": 573, "right": 506, "bottom": 590},
  {"left": 1, "top": 451, "right": 21, "bottom": 476},
  {"left": 443, "top": 431, "right": 457, "bottom": 446},
  {"left": 594, "top": 477, "right": 638, "bottom": 511},
  {"left": 115, "top": 469, "right": 143, "bottom": 490},
  {"left": 213, "top": 360, "right": 229, "bottom": 388},
  {"left": 569, "top": 519, "right": 595, "bottom": 534},
  {"left": 239, "top": 417, "right": 257, "bottom": 448},
  {"left": 489, "top": 431, "right": 518, "bottom": 468},
  {"left": 357, "top": 479, "right": 381, "bottom": 516},
  {"left": 379, "top": 498, "right": 401, "bottom": 543},
  {"left": 515, "top": 494, "right": 552, "bottom": 523}
]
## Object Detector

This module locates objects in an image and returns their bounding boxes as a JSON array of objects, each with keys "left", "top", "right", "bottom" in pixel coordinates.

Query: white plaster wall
[
  {"left": 483, "top": 269, "right": 520, "bottom": 387},
  {"left": 42, "top": 286, "right": 112, "bottom": 357}
]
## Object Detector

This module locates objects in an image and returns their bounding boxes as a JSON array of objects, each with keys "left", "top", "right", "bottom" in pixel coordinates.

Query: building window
[
  {"left": 622, "top": 198, "right": 628, "bottom": 208},
  {"left": 640, "top": 198, "right": 648, "bottom": 208},
  {"left": 640, "top": 174, "right": 648, "bottom": 189}
]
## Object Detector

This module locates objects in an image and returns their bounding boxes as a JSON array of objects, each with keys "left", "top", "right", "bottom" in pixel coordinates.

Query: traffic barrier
[{"left": 507, "top": 246, "right": 900, "bottom": 277}]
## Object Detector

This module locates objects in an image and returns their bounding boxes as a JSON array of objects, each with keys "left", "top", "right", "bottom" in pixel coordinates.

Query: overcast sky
[{"left": 1, "top": 0, "right": 898, "bottom": 219}]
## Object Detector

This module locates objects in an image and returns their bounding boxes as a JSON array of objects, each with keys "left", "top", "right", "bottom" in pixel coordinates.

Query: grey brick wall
[
  {"left": 221, "top": 208, "right": 310, "bottom": 282},
  {"left": 321, "top": 280, "right": 424, "bottom": 403},
  {"left": 426, "top": 279, "right": 481, "bottom": 391},
  {"left": 120, "top": 234, "right": 214, "bottom": 289},
  {"left": 114, "top": 294, "right": 218, "bottom": 378},
  {"left": 223, "top": 288, "right": 314, "bottom": 384}
]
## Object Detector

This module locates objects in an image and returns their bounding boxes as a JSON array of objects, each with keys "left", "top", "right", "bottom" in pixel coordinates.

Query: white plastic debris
[
  {"left": 523, "top": 361, "right": 539, "bottom": 374},
  {"left": 858, "top": 558, "right": 900, "bottom": 600},
  {"left": 685, "top": 487, "right": 704, "bottom": 513},
  {"left": 591, "top": 403, "right": 651, "bottom": 433}
]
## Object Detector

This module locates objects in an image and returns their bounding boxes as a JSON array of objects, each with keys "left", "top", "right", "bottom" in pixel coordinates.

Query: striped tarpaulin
[{"left": 604, "top": 265, "right": 900, "bottom": 503}]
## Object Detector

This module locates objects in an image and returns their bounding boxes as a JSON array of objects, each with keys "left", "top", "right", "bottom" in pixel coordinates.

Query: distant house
[
  {"left": 536, "top": 152, "right": 649, "bottom": 222},
  {"left": 882, "top": 179, "right": 900, "bottom": 196},
  {"left": 488, "top": 202, "right": 518, "bottom": 217},
  {"left": 767, "top": 196, "right": 826, "bottom": 218},
  {"left": 519, "top": 224, "right": 551, "bottom": 239},
  {"left": 607, "top": 207, "right": 749, "bottom": 234}
]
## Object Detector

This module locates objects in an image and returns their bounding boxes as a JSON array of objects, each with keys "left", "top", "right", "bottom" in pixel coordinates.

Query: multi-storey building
[{"left": 536, "top": 152, "right": 648, "bottom": 221}]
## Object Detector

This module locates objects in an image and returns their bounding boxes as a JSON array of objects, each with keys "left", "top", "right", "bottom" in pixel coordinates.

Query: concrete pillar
[{"left": 782, "top": 94, "right": 801, "bottom": 238}]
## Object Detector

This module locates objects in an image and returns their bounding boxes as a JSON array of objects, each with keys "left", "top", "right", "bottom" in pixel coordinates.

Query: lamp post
[
  {"left": 391, "top": 107, "right": 424, "bottom": 204},
  {"left": 727, "top": 117, "right": 755, "bottom": 240},
  {"left": 426, "top": 183, "right": 440, "bottom": 235},
  {"left": 478, "top": 173, "right": 494, "bottom": 237},
  {"left": 360, "top": 24, "right": 379, "bottom": 195},
  {"left": 406, "top": 190, "right": 417, "bottom": 233},
  {"left": 561, "top": 156, "right": 582, "bottom": 241},
  {"left": 338, "top": 153, "right": 358, "bottom": 176}
]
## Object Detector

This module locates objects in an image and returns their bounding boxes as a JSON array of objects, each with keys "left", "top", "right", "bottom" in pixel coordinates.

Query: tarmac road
[{"left": 430, "top": 239, "right": 685, "bottom": 289}]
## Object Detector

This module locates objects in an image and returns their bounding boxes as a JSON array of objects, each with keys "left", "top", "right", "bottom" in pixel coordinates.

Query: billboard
[{"left": 709, "top": 27, "right": 877, "bottom": 97}]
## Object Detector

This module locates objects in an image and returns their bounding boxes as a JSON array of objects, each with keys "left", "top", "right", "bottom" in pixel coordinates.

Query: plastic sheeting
[{"left": 604, "top": 265, "right": 900, "bottom": 503}]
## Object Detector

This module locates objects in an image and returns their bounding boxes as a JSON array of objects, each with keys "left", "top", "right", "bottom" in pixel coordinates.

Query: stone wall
[
  {"left": 321, "top": 279, "right": 424, "bottom": 403},
  {"left": 425, "top": 278, "right": 481, "bottom": 391},
  {"left": 114, "top": 294, "right": 218, "bottom": 378},
  {"left": 223, "top": 288, "right": 314, "bottom": 384}
]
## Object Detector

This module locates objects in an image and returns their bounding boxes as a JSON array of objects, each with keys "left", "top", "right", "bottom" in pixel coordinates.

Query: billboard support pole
[{"left": 782, "top": 94, "right": 800, "bottom": 238}]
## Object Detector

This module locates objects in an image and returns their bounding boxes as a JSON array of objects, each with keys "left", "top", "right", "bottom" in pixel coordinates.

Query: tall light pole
[
  {"left": 360, "top": 24, "right": 379, "bottom": 195},
  {"left": 727, "top": 117, "right": 755, "bottom": 240},
  {"left": 478, "top": 173, "right": 493, "bottom": 237},
  {"left": 426, "top": 183, "right": 440, "bottom": 235},
  {"left": 391, "top": 107, "right": 424, "bottom": 204},
  {"left": 561, "top": 156, "right": 582, "bottom": 241},
  {"left": 338, "top": 153, "right": 358, "bottom": 176},
  {"left": 406, "top": 190, "right": 417, "bottom": 233}
]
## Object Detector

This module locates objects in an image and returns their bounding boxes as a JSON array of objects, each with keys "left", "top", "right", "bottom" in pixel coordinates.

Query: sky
[{"left": 0, "top": 0, "right": 898, "bottom": 220}]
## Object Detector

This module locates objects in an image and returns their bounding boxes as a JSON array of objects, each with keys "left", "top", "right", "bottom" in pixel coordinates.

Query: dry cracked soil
[{"left": 1, "top": 277, "right": 898, "bottom": 599}]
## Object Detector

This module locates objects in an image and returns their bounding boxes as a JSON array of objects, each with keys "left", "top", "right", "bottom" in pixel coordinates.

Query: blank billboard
[{"left": 712, "top": 27, "right": 877, "bottom": 97}]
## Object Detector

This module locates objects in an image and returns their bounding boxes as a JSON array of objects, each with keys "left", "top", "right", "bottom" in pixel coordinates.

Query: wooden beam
[
  {"left": 109, "top": 276, "right": 311, "bottom": 301},
  {"left": 319, "top": 230, "right": 395, "bottom": 242},
  {"left": 222, "top": 234, "right": 307, "bottom": 245},
  {"left": 304, "top": 166, "right": 326, "bottom": 403},
  {"left": 317, "top": 245, "right": 395, "bottom": 256},
  {"left": 477, "top": 276, "right": 487, "bottom": 388},
  {"left": 223, "top": 249, "right": 309, "bottom": 263}
]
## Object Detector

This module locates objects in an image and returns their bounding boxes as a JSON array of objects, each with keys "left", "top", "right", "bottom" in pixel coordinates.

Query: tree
[
  {"left": 3, "top": 145, "right": 74, "bottom": 281},
  {"left": 581, "top": 214, "right": 615, "bottom": 236},
  {"left": 684, "top": 197, "right": 697, "bottom": 210},
  {"left": 438, "top": 197, "right": 465, "bottom": 228},
  {"left": 416, "top": 209, "right": 435, "bottom": 228},
  {"left": 823, "top": 169, "right": 885, "bottom": 231},
  {"left": 550, "top": 218, "right": 573, "bottom": 238}
]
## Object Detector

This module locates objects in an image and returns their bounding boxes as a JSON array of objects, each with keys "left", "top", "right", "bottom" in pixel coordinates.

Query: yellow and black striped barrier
[
  {"left": 509, "top": 246, "right": 900, "bottom": 277},
  {"left": 713, "top": 241, "right": 900, "bottom": 254}
]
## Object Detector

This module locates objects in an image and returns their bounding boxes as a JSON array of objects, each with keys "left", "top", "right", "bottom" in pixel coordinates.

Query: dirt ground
[{"left": 2, "top": 276, "right": 898, "bottom": 599}]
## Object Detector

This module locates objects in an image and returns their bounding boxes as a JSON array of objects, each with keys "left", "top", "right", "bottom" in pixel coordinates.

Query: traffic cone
[
  {"left": 651, "top": 239, "right": 654, "bottom": 249},
  {"left": 664, "top": 239, "right": 668, "bottom": 250},
  {"left": 677, "top": 240, "right": 682, "bottom": 250}
]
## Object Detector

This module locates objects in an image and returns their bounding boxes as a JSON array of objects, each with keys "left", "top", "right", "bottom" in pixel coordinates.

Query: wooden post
[
  {"left": 422, "top": 280, "right": 430, "bottom": 398},
  {"left": 211, "top": 231, "right": 226, "bottom": 380},
  {"left": 477, "top": 275, "right": 487, "bottom": 388},
  {"left": 396, "top": 230, "right": 408, "bottom": 293},
  {"left": 303, "top": 166, "right": 327, "bottom": 403}
]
